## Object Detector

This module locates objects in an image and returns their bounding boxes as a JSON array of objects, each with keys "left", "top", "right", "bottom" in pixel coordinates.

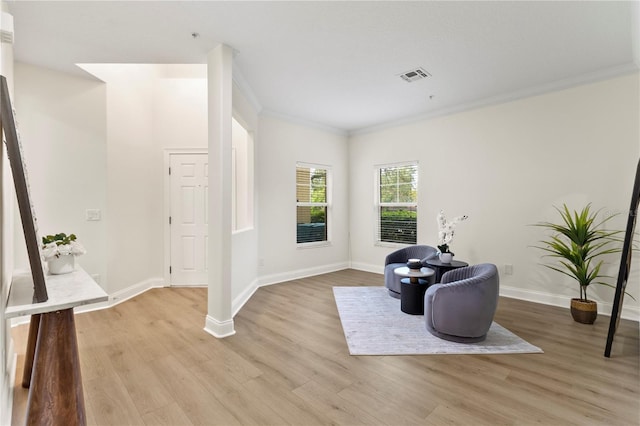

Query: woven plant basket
[{"left": 570, "top": 298, "right": 597, "bottom": 324}]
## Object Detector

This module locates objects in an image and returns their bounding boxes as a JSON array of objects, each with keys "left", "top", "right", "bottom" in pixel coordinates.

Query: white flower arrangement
[
  {"left": 41, "top": 233, "right": 86, "bottom": 261},
  {"left": 437, "top": 210, "right": 468, "bottom": 254}
]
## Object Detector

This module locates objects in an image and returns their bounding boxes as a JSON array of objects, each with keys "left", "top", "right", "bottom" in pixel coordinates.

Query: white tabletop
[
  {"left": 393, "top": 266, "right": 435, "bottom": 278},
  {"left": 5, "top": 267, "right": 108, "bottom": 318}
]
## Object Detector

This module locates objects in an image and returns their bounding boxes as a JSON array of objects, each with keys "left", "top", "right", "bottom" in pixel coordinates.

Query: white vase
[
  {"left": 47, "top": 255, "right": 75, "bottom": 275},
  {"left": 439, "top": 253, "right": 453, "bottom": 263}
]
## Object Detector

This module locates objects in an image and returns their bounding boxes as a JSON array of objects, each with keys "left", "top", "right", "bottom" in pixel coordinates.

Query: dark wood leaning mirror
[
  {"left": 604, "top": 158, "right": 639, "bottom": 357},
  {"left": 0, "top": 75, "right": 48, "bottom": 303}
]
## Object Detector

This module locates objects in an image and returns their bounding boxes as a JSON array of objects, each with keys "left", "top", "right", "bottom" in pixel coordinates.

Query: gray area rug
[{"left": 333, "top": 286, "right": 543, "bottom": 356}]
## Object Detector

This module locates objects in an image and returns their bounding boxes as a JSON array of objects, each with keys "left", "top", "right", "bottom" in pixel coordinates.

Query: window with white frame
[
  {"left": 376, "top": 162, "right": 418, "bottom": 245},
  {"left": 296, "top": 163, "right": 330, "bottom": 245}
]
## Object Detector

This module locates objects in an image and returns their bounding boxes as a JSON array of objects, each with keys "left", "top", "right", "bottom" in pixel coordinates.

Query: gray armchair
[
  {"left": 384, "top": 245, "right": 438, "bottom": 298},
  {"left": 424, "top": 263, "right": 499, "bottom": 343}
]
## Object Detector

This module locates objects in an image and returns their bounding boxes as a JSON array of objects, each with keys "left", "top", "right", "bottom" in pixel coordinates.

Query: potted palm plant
[{"left": 533, "top": 204, "right": 627, "bottom": 324}]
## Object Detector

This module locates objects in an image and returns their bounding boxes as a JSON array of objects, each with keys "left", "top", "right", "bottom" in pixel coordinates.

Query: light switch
[{"left": 86, "top": 209, "right": 101, "bottom": 221}]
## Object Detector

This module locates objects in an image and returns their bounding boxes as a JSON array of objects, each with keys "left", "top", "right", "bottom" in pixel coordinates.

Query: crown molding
[
  {"left": 351, "top": 63, "right": 640, "bottom": 137},
  {"left": 260, "top": 109, "right": 348, "bottom": 137},
  {"left": 232, "top": 65, "right": 262, "bottom": 115}
]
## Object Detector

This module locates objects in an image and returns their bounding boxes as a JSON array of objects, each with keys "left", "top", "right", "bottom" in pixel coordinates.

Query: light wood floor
[{"left": 11, "top": 269, "right": 640, "bottom": 425}]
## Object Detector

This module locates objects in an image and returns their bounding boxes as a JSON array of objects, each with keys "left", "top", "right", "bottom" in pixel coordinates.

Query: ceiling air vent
[{"left": 399, "top": 67, "right": 431, "bottom": 83}]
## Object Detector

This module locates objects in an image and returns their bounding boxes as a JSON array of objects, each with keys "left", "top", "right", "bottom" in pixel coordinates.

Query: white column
[{"left": 204, "top": 44, "right": 235, "bottom": 337}]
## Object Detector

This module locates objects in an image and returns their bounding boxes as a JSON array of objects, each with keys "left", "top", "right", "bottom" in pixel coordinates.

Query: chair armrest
[
  {"left": 425, "top": 276, "right": 499, "bottom": 338},
  {"left": 385, "top": 249, "right": 407, "bottom": 266}
]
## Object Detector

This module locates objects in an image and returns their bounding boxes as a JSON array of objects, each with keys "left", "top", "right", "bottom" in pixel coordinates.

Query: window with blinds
[
  {"left": 376, "top": 162, "right": 418, "bottom": 244},
  {"left": 296, "top": 164, "right": 330, "bottom": 245}
]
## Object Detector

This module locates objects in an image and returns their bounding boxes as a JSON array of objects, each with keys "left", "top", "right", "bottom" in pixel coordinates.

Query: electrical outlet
[
  {"left": 86, "top": 209, "right": 101, "bottom": 221},
  {"left": 505, "top": 264, "right": 513, "bottom": 275}
]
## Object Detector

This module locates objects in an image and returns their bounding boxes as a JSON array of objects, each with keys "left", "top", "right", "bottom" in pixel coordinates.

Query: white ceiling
[{"left": 6, "top": 1, "right": 639, "bottom": 133}]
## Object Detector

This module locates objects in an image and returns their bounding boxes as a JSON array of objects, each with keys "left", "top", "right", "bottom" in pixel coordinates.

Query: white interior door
[{"left": 170, "top": 153, "right": 208, "bottom": 286}]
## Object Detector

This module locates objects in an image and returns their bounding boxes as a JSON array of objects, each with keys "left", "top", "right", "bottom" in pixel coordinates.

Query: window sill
[
  {"left": 297, "top": 241, "right": 332, "bottom": 249},
  {"left": 374, "top": 241, "right": 414, "bottom": 249},
  {"left": 232, "top": 227, "right": 255, "bottom": 236}
]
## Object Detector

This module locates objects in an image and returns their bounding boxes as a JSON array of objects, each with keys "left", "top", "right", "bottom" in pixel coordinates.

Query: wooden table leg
[
  {"left": 26, "top": 308, "right": 86, "bottom": 426},
  {"left": 21, "top": 313, "right": 41, "bottom": 388}
]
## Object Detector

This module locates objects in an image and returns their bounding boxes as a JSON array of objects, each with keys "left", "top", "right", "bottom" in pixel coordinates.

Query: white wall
[
  {"left": 153, "top": 73, "right": 210, "bottom": 290},
  {"left": 11, "top": 62, "right": 263, "bottom": 316},
  {"left": 349, "top": 73, "right": 640, "bottom": 319},
  {"left": 13, "top": 63, "right": 107, "bottom": 287},
  {"left": 231, "top": 82, "right": 259, "bottom": 312},
  {"left": 0, "top": 4, "right": 13, "bottom": 423},
  {"left": 84, "top": 65, "right": 210, "bottom": 295},
  {"left": 105, "top": 66, "right": 262, "bottom": 309},
  {"left": 257, "top": 115, "right": 350, "bottom": 284},
  {"left": 9, "top": 64, "right": 208, "bottom": 296},
  {"left": 7, "top": 64, "right": 639, "bottom": 324},
  {"left": 105, "top": 69, "right": 158, "bottom": 294}
]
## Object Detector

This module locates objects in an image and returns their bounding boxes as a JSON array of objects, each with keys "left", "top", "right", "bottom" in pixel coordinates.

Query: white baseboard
[
  {"left": 10, "top": 277, "right": 167, "bottom": 328},
  {"left": 104, "top": 277, "right": 166, "bottom": 309},
  {"left": 258, "top": 262, "right": 350, "bottom": 287},
  {"left": 351, "top": 263, "right": 639, "bottom": 322},
  {"left": 350, "top": 261, "right": 383, "bottom": 275},
  {"left": 204, "top": 315, "right": 235, "bottom": 338},
  {"left": 500, "top": 285, "right": 640, "bottom": 322},
  {"left": 233, "top": 279, "right": 258, "bottom": 317},
  {"left": 9, "top": 266, "right": 633, "bottom": 340}
]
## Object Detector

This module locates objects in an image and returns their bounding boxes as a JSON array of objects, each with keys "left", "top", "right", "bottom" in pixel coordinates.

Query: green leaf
[{"left": 531, "top": 203, "right": 627, "bottom": 299}]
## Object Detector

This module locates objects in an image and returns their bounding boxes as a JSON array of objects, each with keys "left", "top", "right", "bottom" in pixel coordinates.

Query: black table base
[{"left": 400, "top": 278, "right": 429, "bottom": 315}]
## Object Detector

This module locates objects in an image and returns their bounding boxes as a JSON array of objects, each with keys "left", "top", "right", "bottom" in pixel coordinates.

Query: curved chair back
[
  {"left": 384, "top": 245, "right": 438, "bottom": 297},
  {"left": 424, "top": 263, "right": 499, "bottom": 342},
  {"left": 385, "top": 245, "right": 437, "bottom": 266}
]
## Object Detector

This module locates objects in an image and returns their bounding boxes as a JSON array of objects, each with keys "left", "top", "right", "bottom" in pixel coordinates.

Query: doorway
[{"left": 167, "top": 151, "right": 208, "bottom": 286}]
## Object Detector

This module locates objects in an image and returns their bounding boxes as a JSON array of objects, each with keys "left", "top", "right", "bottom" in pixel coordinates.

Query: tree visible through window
[
  {"left": 377, "top": 163, "right": 418, "bottom": 244},
  {"left": 296, "top": 164, "right": 329, "bottom": 244}
]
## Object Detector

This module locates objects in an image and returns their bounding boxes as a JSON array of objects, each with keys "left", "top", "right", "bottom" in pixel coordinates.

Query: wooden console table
[{"left": 5, "top": 268, "right": 108, "bottom": 425}]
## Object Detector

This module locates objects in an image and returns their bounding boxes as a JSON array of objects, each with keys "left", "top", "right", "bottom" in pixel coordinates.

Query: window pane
[
  {"left": 379, "top": 206, "right": 417, "bottom": 244},
  {"left": 296, "top": 185, "right": 309, "bottom": 202},
  {"left": 397, "top": 183, "right": 416, "bottom": 203},
  {"left": 378, "top": 165, "right": 417, "bottom": 203},
  {"left": 311, "top": 184, "right": 326, "bottom": 202},
  {"left": 297, "top": 164, "right": 329, "bottom": 244},
  {"left": 311, "top": 169, "right": 326, "bottom": 185},
  {"left": 397, "top": 166, "right": 416, "bottom": 183},
  {"left": 377, "top": 163, "right": 417, "bottom": 244},
  {"left": 297, "top": 167, "right": 327, "bottom": 203},
  {"left": 296, "top": 167, "right": 311, "bottom": 184},
  {"left": 379, "top": 168, "right": 397, "bottom": 185},
  {"left": 296, "top": 167, "right": 311, "bottom": 202},
  {"left": 379, "top": 184, "right": 397, "bottom": 203},
  {"left": 297, "top": 206, "right": 327, "bottom": 243}
]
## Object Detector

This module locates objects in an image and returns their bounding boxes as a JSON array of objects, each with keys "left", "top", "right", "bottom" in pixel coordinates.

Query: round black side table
[
  {"left": 425, "top": 259, "right": 469, "bottom": 283},
  {"left": 393, "top": 267, "right": 435, "bottom": 315}
]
